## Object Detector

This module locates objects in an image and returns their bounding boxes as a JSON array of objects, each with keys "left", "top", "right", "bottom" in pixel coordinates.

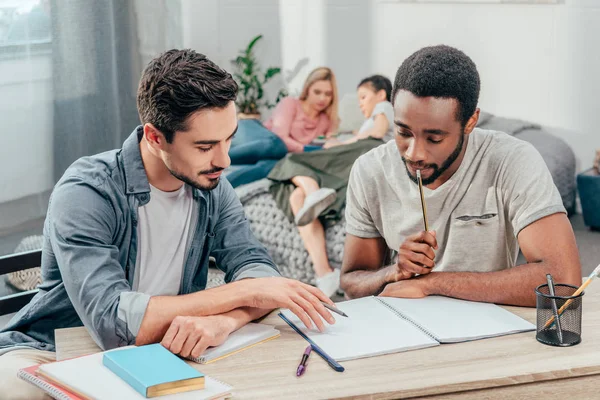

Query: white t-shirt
[
  {"left": 134, "top": 183, "right": 194, "bottom": 296},
  {"left": 345, "top": 128, "right": 565, "bottom": 272},
  {"left": 358, "top": 101, "right": 395, "bottom": 143}
]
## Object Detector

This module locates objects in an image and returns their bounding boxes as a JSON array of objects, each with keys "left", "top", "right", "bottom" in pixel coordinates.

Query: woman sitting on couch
[
  {"left": 227, "top": 67, "right": 340, "bottom": 187},
  {"left": 267, "top": 75, "right": 394, "bottom": 297}
]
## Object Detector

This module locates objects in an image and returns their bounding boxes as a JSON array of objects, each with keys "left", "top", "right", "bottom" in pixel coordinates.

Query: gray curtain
[{"left": 50, "top": 0, "right": 142, "bottom": 181}]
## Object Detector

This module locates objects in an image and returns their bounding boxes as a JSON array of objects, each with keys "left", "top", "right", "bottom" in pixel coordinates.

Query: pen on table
[
  {"left": 416, "top": 170, "right": 429, "bottom": 232},
  {"left": 321, "top": 301, "right": 348, "bottom": 318},
  {"left": 279, "top": 312, "right": 345, "bottom": 372},
  {"left": 544, "top": 263, "right": 600, "bottom": 329},
  {"left": 296, "top": 345, "right": 312, "bottom": 377},
  {"left": 545, "top": 274, "right": 564, "bottom": 344}
]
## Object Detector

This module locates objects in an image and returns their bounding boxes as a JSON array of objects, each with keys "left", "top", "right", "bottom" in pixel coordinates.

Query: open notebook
[
  {"left": 188, "top": 323, "right": 280, "bottom": 364},
  {"left": 34, "top": 351, "right": 232, "bottom": 400},
  {"left": 281, "top": 296, "right": 535, "bottom": 361}
]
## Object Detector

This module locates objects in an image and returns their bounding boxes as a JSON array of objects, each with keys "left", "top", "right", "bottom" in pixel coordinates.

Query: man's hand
[
  {"left": 240, "top": 277, "right": 335, "bottom": 331},
  {"left": 161, "top": 315, "right": 236, "bottom": 359},
  {"left": 379, "top": 277, "right": 430, "bottom": 299},
  {"left": 386, "top": 231, "right": 438, "bottom": 282}
]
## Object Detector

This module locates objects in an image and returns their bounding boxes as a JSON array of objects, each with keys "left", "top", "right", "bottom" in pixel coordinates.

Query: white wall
[
  {"left": 135, "top": 0, "right": 183, "bottom": 67},
  {"left": 279, "top": 0, "right": 326, "bottom": 95},
  {"left": 178, "top": 0, "right": 374, "bottom": 106},
  {"left": 278, "top": 0, "right": 374, "bottom": 97},
  {"left": 371, "top": 0, "right": 600, "bottom": 170},
  {"left": 180, "top": 0, "right": 286, "bottom": 113},
  {"left": 325, "top": 0, "right": 373, "bottom": 96},
  {"left": 0, "top": 54, "right": 53, "bottom": 204}
]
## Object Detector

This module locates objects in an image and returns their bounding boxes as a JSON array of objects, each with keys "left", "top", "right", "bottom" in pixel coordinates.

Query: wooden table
[{"left": 55, "top": 280, "right": 600, "bottom": 399}]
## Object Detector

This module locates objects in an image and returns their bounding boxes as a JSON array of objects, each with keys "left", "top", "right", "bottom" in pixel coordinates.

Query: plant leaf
[
  {"left": 246, "top": 35, "right": 263, "bottom": 56},
  {"left": 251, "top": 75, "right": 263, "bottom": 100},
  {"left": 264, "top": 67, "right": 281, "bottom": 82}
]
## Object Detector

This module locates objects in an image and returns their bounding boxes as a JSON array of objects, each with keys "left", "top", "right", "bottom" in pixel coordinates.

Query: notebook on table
[
  {"left": 188, "top": 323, "right": 280, "bottom": 364},
  {"left": 102, "top": 344, "right": 205, "bottom": 397},
  {"left": 18, "top": 365, "right": 83, "bottom": 400},
  {"left": 34, "top": 350, "right": 232, "bottom": 400},
  {"left": 280, "top": 295, "right": 535, "bottom": 362}
]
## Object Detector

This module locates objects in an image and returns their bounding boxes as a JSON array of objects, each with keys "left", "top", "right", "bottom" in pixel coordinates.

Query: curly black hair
[
  {"left": 137, "top": 49, "right": 238, "bottom": 143},
  {"left": 392, "top": 45, "right": 480, "bottom": 127},
  {"left": 358, "top": 75, "right": 393, "bottom": 102}
]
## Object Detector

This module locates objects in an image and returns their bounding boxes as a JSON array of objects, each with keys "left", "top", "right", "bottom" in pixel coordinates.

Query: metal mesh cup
[{"left": 535, "top": 283, "right": 583, "bottom": 347}]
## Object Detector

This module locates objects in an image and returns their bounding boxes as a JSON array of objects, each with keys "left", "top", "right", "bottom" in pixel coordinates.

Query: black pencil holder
[{"left": 535, "top": 283, "right": 583, "bottom": 347}]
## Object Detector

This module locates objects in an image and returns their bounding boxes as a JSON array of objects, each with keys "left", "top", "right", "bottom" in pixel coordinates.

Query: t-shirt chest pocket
[
  {"left": 450, "top": 209, "right": 501, "bottom": 245},
  {"left": 452, "top": 186, "right": 500, "bottom": 229},
  {"left": 442, "top": 186, "right": 506, "bottom": 272},
  {"left": 454, "top": 212, "right": 498, "bottom": 226},
  {"left": 445, "top": 209, "right": 503, "bottom": 272}
]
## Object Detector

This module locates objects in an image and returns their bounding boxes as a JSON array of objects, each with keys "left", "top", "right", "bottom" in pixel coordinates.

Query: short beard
[
  {"left": 168, "top": 167, "right": 223, "bottom": 191},
  {"left": 403, "top": 133, "right": 465, "bottom": 185}
]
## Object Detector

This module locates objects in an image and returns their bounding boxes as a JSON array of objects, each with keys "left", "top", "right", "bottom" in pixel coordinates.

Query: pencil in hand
[
  {"left": 416, "top": 170, "right": 429, "bottom": 232},
  {"left": 321, "top": 301, "right": 348, "bottom": 318}
]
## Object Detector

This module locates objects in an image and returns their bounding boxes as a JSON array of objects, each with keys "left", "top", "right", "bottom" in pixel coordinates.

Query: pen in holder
[{"left": 535, "top": 283, "right": 583, "bottom": 347}]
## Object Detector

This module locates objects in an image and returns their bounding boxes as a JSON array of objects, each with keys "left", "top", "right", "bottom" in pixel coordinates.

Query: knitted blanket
[{"left": 235, "top": 179, "right": 345, "bottom": 284}]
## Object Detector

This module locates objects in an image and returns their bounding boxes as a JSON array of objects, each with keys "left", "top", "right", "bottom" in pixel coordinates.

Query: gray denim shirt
[{"left": 0, "top": 127, "right": 279, "bottom": 354}]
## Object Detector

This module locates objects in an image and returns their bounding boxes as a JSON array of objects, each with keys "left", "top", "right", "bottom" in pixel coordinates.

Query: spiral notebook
[
  {"left": 30, "top": 350, "right": 232, "bottom": 400},
  {"left": 19, "top": 365, "right": 82, "bottom": 400},
  {"left": 281, "top": 295, "right": 535, "bottom": 361}
]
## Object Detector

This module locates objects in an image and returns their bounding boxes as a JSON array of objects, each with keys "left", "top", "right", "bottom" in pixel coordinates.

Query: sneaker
[
  {"left": 294, "top": 188, "right": 337, "bottom": 227},
  {"left": 316, "top": 269, "right": 341, "bottom": 298}
]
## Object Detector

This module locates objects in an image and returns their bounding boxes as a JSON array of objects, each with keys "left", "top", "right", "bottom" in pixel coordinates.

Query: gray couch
[{"left": 235, "top": 111, "right": 577, "bottom": 284}]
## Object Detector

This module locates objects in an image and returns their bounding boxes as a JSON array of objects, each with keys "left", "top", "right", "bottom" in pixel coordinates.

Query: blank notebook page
[
  {"left": 281, "top": 296, "right": 438, "bottom": 361},
  {"left": 380, "top": 296, "right": 536, "bottom": 343}
]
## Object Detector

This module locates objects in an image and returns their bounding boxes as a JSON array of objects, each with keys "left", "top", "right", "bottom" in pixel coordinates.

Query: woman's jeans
[{"left": 227, "top": 120, "right": 288, "bottom": 187}]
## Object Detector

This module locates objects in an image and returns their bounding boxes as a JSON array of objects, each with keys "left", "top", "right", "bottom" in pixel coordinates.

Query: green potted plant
[{"left": 231, "top": 34, "right": 287, "bottom": 120}]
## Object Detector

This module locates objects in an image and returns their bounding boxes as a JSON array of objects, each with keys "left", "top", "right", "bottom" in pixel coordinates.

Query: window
[{"left": 0, "top": 0, "right": 51, "bottom": 58}]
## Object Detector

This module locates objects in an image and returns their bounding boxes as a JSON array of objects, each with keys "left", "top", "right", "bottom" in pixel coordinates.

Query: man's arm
[
  {"left": 341, "top": 160, "right": 404, "bottom": 298},
  {"left": 381, "top": 213, "right": 582, "bottom": 306},
  {"left": 341, "top": 230, "right": 438, "bottom": 299},
  {"left": 137, "top": 278, "right": 335, "bottom": 346},
  {"left": 340, "top": 235, "right": 390, "bottom": 299},
  {"left": 49, "top": 179, "right": 153, "bottom": 350},
  {"left": 136, "top": 279, "right": 273, "bottom": 345},
  {"left": 160, "top": 307, "right": 270, "bottom": 359}
]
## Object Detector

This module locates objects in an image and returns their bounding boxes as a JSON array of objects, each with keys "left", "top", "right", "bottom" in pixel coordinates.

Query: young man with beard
[
  {"left": 339, "top": 45, "right": 581, "bottom": 305},
  {"left": 0, "top": 50, "right": 335, "bottom": 400}
]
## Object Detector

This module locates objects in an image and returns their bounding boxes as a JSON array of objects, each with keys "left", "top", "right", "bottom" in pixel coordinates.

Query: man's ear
[
  {"left": 464, "top": 108, "right": 480, "bottom": 135},
  {"left": 143, "top": 123, "right": 167, "bottom": 148}
]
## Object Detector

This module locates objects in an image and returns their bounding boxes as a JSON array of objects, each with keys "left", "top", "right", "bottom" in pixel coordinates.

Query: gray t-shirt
[
  {"left": 345, "top": 128, "right": 565, "bottom": 272},
  {"left": 134, "top": 183, "right": 195, "bottom": 296},
  {"left": 358, "top": 101, "right": 395, "bottom": 143}
]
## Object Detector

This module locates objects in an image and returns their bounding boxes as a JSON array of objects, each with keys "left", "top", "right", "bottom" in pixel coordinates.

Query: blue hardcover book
[{"left": 102, "top": 344, "right": 205, "bottom": 398}]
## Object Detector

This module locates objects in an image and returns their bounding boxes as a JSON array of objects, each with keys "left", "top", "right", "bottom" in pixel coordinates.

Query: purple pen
[{"left": 296, "top": 345, "right": 312, "bottom": 377}]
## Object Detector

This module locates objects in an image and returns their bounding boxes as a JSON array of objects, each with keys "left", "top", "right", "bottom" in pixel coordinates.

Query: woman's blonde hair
[{"left": 299, "top": 67, "right": 339, "bottom": 127}]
